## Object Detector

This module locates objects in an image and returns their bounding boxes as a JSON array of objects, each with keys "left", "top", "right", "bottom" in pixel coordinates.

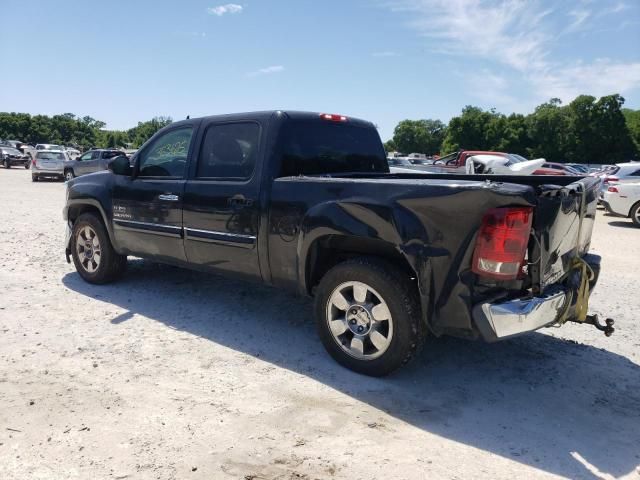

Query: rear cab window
[{"left": 277, "top": 120, "right": 388, "bottom": 177}]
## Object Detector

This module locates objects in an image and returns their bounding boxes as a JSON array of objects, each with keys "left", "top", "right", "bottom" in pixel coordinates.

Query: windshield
[
  {"left": 36, "top": 151, "right": 66, "bottom": 160},
  {"left": 1, "top": 148, "right": 22, "bottom": 155},
  {"left": 509, "top": 154, "right": 528, "bottom": 163},
  {"left": 278, "top": 120, "right": 388, "bottom": 177}
]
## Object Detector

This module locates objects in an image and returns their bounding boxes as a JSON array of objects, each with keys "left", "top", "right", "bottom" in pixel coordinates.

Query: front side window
[
  {"left": 138, "top": 127, "right": 193, "bottom": 178},
  {"left": 79, "top": 152, "right": 92, "bottom": 161},
  {"left": 197, "top": 122, "right": 260, "bottom": 179}
]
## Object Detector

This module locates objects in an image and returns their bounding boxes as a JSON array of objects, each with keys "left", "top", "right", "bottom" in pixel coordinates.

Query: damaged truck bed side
[{"left": 63, "top": 110, "right": 611, "bottom": 376}]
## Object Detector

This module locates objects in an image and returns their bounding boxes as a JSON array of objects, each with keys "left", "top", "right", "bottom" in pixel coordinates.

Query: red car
[{"left": 534, "top": 162, "right": 582, "bottom": 175}]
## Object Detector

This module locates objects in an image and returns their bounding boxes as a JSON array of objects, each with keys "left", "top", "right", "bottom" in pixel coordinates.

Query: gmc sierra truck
[{"left": 63, "top": 111, "right": 612, "bottom": 376}]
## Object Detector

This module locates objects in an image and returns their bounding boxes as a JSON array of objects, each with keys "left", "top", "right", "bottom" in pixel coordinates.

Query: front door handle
[{"left": 158, "top": 194, "right": 179, "bottom": 202}]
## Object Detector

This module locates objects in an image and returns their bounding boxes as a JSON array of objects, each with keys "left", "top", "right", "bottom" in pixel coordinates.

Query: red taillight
[
  {"left": 32, "top": 157, "right": 36, "bottom": 167},
  {"left": 319, "top": 113, "right": 348, "bottom": 122},
  {"left": 604, "top": 176, "right": 619, "bottom": 184},
  {"left": 472, "top": 207, "right": 533, "bottom": 280},
  {"left": 608, "top": 186, "right": 619, "bottom": 192}
]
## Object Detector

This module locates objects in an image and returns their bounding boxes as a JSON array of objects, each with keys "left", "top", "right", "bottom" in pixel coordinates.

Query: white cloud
[
  {"left": 566, "top": 8, "right": 591, "bottom": 33},
  {"left": 386, "top": 0, "right": 640, "bottom": 104},
  {"left": 247, "top": 65, "right": 285, "bottom": 77},
  {"left": 207, "top": 4, "right": 243, "bottom": 16}
]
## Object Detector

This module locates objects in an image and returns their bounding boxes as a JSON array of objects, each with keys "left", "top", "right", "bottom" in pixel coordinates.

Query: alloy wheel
[
  {"left": 326, "top": 281, "right": 393, "bottom": 360},
  {"left": 75, "top": 225, "right": 101, "bottom": 273}
]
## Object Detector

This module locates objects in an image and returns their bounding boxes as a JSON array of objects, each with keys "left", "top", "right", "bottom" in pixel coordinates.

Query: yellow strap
[{"left": 557, "top": 256, "right": 594, "bottom": 324}]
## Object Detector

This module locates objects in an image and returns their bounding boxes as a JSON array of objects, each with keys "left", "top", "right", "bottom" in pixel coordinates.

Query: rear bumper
[{"left": 473, "top": 254, "right": 601, "bottom": 342}]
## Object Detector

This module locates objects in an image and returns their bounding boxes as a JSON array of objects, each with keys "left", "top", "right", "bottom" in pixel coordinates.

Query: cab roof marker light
[{"left": 320, "top": 113, "right": 348, "bottom": 122}]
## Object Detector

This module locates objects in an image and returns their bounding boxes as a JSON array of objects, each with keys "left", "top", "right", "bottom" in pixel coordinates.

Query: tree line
[
  {"left": 0, "top": 112, "right": 173, "bottom": 150},
  {"left": 385, "top": 94, "right": 640, "bottom": 164}
]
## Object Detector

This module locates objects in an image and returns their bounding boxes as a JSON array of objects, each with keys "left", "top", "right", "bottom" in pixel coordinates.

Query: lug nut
[{"left": 357, "top": 326, "right": 364, "bottom": 333}]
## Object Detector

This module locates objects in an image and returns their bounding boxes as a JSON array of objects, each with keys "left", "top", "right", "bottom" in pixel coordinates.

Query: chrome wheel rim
[
  {"left": 326, "top": 281, "right": 393, "bottom": 360},
  {"left": 65, "top": 171, "right": 74, "bottom": 181},
  {"left": 76, "top": 226, "right": 101, "bottom": 273},
  {"left": 634, "top": 207, "right": 640, "bottom": 224}
]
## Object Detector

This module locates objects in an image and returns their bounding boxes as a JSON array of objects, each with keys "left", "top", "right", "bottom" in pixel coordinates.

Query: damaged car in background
[{"left": 63, "top": 110, "right": 613, "bottom": 376}]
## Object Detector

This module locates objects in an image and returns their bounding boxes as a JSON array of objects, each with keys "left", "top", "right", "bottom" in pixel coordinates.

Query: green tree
[
  {"left": 441, "top": 106, "right": 505, "bottom": 153},
  {"left": 623, "top": 108, "right": 640, "bottom": 153},
  {"left": 392, "top": 119, "right": 446, "bottom": 155}
]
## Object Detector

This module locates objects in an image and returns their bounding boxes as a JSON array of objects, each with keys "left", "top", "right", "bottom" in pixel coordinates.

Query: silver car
[{"left": 32, "top": 150, "right": 69, "bottom": 182}]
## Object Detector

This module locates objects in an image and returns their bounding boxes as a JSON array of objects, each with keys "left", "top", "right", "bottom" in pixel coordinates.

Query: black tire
[
  {"left": 314, "top": 257, "right": 426, "bottom": 376},
  {"left": 24, "top": 162, "right": 30, "bottom": 169},
  {"left": 64, "top": 169, "right": 75, "bottom": 181},
  {"left": 31, "top": 175, "right": 38, "bottom": 182},
  {"left": 4, "top": 159, "right": 10, "bottom": 169},
  {"left": 630, "top": 202, "right": 640, "bottom": 227},
  {"left": 71, "top": 213, "right": 127, "bottom": 284}
]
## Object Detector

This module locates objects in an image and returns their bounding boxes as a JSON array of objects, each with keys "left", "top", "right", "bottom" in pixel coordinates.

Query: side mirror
[{"left": 108, "top": 156, "right": 133, "bottom": 176}]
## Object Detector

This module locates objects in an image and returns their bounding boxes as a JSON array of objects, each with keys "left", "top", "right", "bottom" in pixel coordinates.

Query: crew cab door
[
  {"left": 111, "top": 125, "right": 195, "bottom": 263},
  {"left": 75, "top": 151, "right": 95, "bottom": 175},
  {"left": 182, "top": 120, "right": 263, "bottom": 281}
]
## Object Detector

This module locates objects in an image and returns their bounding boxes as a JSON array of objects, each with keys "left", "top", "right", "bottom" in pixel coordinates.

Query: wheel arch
[
  {"left": 304, "top": 234, "right": 417, "bottom": 296},
  {"left": 66, "top": 200, "right": 117, "bottom": 247}
]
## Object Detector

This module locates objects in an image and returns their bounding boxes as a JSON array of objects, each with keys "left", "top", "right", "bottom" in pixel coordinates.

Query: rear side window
[
  {"left": 278, "top": 121, "right": 388, "bottom": 177},
  {"left": 197, "top": 122, "right": 260, "bottom": 180},
  {"left": 138, "top": 127, "right": 193, "bottom": 178}
]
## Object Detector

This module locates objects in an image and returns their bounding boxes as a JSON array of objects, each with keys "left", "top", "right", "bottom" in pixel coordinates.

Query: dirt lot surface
[{"left": 0, "top": 167, "right": 639, "bottom": 480}]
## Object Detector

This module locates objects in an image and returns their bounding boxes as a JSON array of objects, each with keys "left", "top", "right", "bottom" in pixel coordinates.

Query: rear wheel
[
  {"left": 314, "top": 257, "right": 425, "bottom": 376},
  {"left": 630, "top": 202, "right": 640, "bottom": 227},
  {"left": 71, "top": 213, "right": 127, "bottom": 284},
  {"left": 64, "top": 169, "right": 75, "bottom": 181},
  {"left": 4, "top": 159, "right": 10, "bottom": 169}
]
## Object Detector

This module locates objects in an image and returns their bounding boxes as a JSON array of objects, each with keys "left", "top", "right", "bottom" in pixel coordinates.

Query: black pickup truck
[{"left": 63, "top": 110, "right": 611, "bottom": 376}]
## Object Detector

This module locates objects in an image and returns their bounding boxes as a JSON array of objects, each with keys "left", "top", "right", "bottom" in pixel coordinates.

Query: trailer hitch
[{"left": 583, "top": 314, "right": 615, "bottom": 337}]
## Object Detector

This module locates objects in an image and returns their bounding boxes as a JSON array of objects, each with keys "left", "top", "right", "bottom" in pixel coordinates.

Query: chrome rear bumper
[
  {"left": 473, "top": 254, "right": 601, "bottom": 342},
  {"left": 473, "top": 289, "right": 567, "bottom": 342}
]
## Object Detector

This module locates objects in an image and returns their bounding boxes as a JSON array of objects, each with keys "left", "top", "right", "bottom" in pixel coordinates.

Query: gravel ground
[{"left": 0, "top": 167, "right": 639, "bottom": 480}]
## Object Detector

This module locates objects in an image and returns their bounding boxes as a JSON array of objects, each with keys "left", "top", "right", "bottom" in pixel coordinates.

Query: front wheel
[
  {"left": 31, "top": 175, "right": 38, "bottom": 182},
  {"left": 314, "top": 257, "right": 425, "bottom": 376},
  {"left": 4, "top": 159, "right": 10, "bottom": 169},
  {"left": 71, "top": 213, "right": 127, "bottom": 284},
  {"left": 631, "top": 202, "right": 640, "bottom": 227},
  {"left": 24, "top": 162, "right": 30, "bottom": 169},
  {"left": 64, "top": 169, "right": 75, "bottom": 181}
]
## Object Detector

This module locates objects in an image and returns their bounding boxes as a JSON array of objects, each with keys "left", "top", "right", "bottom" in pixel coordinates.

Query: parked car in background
[
  {"left": 423, "top": 150, "right": 545, "bottom": 175},
  {"left": 599, "top": 163, "right": 640, "bottom": 201},
  {"left": 533, "top": 162, "right": 582, "bottom": 176},
  {"left": 567, "top": 163, "right": 589, "bottom": 174},
  {"left": 0, "top": 146, "right": 31, "bottom": 168},
  {"left": 65, "top": 146, "right": 81, "bottom": 160},
  {"left": 32, "top": 149, "right": 69, "bottom": 181},
  {"left": 36, "top": 143, "right": 65, "bottom": 151},
  {"left": 602, "top": 182, "right": 640, "bottom": 226},
  {"left": 63, "top": 149, "right": 126, "bottom": 181}
]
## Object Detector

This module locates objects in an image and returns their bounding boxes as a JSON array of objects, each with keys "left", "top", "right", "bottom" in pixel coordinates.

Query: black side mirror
[{"left": 108, "top": 156, "right": 133, "bottom": 176}]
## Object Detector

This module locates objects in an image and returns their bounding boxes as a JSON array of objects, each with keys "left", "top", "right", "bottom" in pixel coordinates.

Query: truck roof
[{"left": 169, "top": 110, "right": 376, "bottom": 129}]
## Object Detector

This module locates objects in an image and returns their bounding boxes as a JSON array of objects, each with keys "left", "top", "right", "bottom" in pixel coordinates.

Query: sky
[{"left": 1, "top": 0, "right": 639, "bottom": 140}]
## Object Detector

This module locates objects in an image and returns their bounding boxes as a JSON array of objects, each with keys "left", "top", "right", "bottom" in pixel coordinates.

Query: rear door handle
[{"left": 158, "top": 194, "right": 179, "bottom": 201}]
